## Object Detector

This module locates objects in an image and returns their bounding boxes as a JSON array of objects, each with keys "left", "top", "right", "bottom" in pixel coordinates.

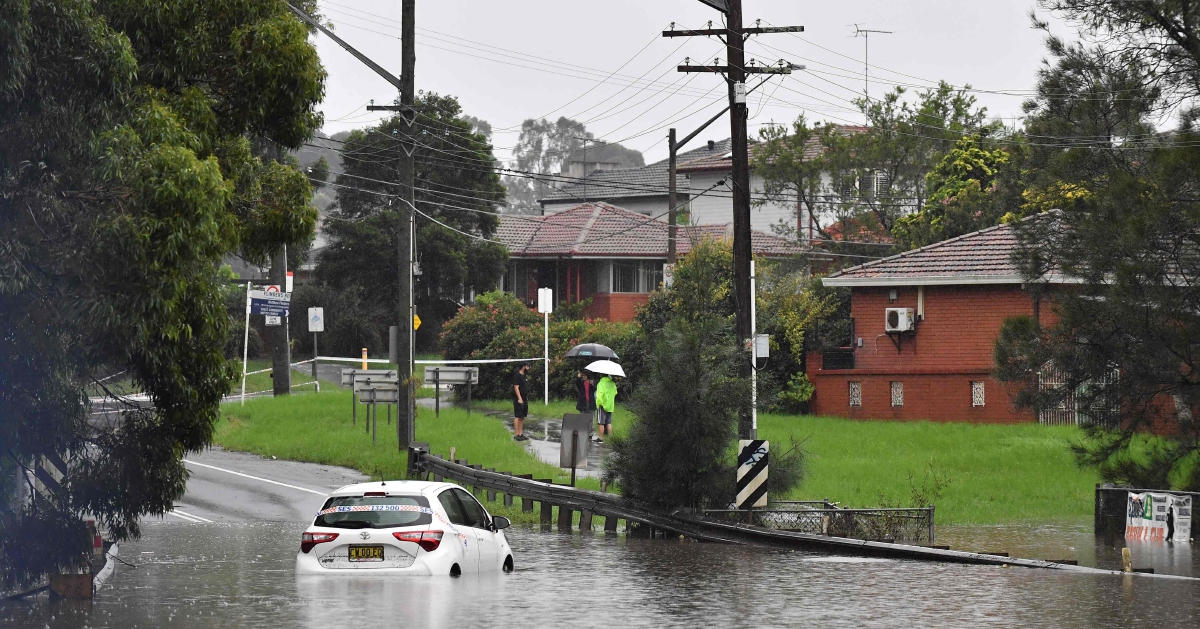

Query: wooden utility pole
[
  {"left": 366, "top": 1, "right": 416, "bottom": 448},
  {"left": 397, "top": 0, "right": 416, "bottom": 449},
  {"left": 287, "top": 1, "right": 417, "bottom": 444},
  {"left": 668, "top": 128, "right": 678, "bottom": 263},
  {"left": 667, "top": 1, "right": 800, "bottom": 437}
]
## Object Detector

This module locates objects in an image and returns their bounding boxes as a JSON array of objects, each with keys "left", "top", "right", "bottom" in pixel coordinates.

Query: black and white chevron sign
[{"left": 736, "top": 439, "right": 769, "bottom": 509}]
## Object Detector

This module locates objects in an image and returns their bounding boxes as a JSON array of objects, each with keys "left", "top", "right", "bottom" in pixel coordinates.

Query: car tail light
[
  {"left": 393, "top": 530, "right": 444, "bottom": 552},
  {"left": 363, "top": 492, "right": 386, "bottom": 497},
  {"left": 301, "top": 531, "right": 339, "bottom": 554}
]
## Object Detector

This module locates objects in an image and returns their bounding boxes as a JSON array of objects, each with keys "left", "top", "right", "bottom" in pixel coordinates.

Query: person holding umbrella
[
  {"left": 575, "top": 371, "right": 596, "bottom": 416},
  {"left": 595, "top": 374, "right": 616, "bottom": 443},
  {"left": 589, "top": 361, "right": 624, "bottom": 443}
]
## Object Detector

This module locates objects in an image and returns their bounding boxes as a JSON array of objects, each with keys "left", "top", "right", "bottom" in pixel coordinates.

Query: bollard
[
  {"left": 604, "top": 515, "right": 618, "bottom": 532},
  {"left": 449, "top": 447, "right": 456, "bottom": 462},
  {"left": 580, "top": 509, "right": 593, "bottom": 532},
  {"left": 361, "top": 347, "right": 367, "bottom": 370},
  {"left": 540, "top": 502, "right": 552, "bottom": 527},
  {"left": 1122, "top": 547, "right": 1133, "bottom": 573},
  {"left": 558, "top": 507, "right": 572, "bottom": 532},
  {"left": 570, "top": 430, "right": 579, "bottom": 487}
]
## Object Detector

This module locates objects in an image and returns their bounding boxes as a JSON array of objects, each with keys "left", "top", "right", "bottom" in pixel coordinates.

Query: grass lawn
[
  {"left": 216, "top": 389, "right": 1100, "bottom": 527},
  {"left": 215, "top": 390, "right": 600, "bottom": 524},
  {"left": 758, "top": 413, "right": 1099, "bottom": 526},
  {"left": 481, "top": 401, "right": 1098, "bottom": 526}
]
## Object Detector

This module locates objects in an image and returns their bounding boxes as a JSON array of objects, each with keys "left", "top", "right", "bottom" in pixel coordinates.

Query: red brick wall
[
  {"left": 586, "top": 293, "right": 650, "bottom": 323},
  {"left": 808, "top": 284, "right": 1043, "bottom": 423}
]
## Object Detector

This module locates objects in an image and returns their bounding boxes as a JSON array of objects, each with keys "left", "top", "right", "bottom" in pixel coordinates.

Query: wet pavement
[
  {"left": 6, "top": 451, "right": 1198, "bottom": 628},
  {"left": 3, "top": 520, "right": 1197, "bottom": 629}
]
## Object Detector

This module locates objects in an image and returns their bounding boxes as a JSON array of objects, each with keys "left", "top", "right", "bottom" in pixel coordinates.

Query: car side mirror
[{"left": 492, "top": 516, "right": 511, "bottom": 531}]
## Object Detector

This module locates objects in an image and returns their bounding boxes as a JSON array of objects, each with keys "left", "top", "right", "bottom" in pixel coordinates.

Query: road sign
[
  {"left": 308, "top": 307, "right": 324, "bottom": 332},
  {"left": 250, "top": 286, "right": 291, "bottom": 317},
  {"left": 265, "top": 315, "right": 281, "bottom": 326},
  {"left": 736, "top": 440, "right": 769, "bottom": 509},
  {"left": 413, "top": 314, "right": 422, "bottom": 330},
  {"left": 537, "top": 287, "right": 553, "bottom": 313}
]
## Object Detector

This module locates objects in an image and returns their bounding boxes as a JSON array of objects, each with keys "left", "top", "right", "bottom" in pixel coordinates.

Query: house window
[
  {"left": 849, "top": 382, "right": 862, "bottom": 407},
  {"left": 971, "top": 381, "right": 985, "bottom": 407},
  {"left": 612, "top": 261, "right": 639, "bottom": 293},
  {"left": 874, "top": 170, "right": 891, "bottom": 196},
  {"left": 610, "top": 261, "right": 663, "bottom": 293},
  {"left": 890, "top": 381, "right": 904, "bottom": 407},
  {"left": 594, "top": 261, "right": 612, "bottom": 293}
]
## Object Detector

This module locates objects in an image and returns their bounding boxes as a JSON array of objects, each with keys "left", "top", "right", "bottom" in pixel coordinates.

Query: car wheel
[
  {"left": 449, "top": 563, "right": 462, "bottom": 577},
  {"left": 502, "top": 556, "right": 514, "bottom": 573}
]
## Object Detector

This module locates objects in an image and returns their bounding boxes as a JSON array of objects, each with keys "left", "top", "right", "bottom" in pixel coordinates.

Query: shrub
[
  {"left": 603, "top": 317, "right": 749, "bottom": 509},
  {"left": 460, "top": 317, "right": 644, "bottom": 401},
  {"left": 439, "top": 291, "right": 539, "bottom": 360}
]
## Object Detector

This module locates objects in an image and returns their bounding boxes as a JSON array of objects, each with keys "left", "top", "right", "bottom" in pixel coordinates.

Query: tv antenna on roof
[{"left": 852, "top": 24, "right": 893, "bottom": 121}]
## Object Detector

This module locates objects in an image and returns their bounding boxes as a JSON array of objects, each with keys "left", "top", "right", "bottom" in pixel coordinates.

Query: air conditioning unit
[{"left": 885, "top": 307, "right": 915, "bottom": 333}]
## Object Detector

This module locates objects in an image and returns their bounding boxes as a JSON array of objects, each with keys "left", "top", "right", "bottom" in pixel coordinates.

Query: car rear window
[{"left": 313, "top": 495, "right": 433, "bottom": 529}]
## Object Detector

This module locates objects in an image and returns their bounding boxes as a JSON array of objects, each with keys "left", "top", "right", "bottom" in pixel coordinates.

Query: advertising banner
[{"left": 1126, "top": 492, "right": 1193, "bottom": 542}]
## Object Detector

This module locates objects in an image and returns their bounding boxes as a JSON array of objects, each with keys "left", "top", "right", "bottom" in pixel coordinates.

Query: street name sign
[{"left": 250, "top": 286, "right": 291, "bottom": 317}]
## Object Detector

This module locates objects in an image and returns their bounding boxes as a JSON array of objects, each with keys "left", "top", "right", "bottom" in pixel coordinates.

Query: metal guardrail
[
  {"left": 404, "top": 446, "right": 1198, "bottom": 578},
  {"left": 703, "top": 506, "right": 934, "bottom": 545}
]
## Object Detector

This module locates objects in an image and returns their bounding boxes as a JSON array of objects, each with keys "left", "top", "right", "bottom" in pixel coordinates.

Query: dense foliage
[
  {"left": 754, "top": 83, "right": 995, "bottom": 259},
  {"left": 603, "top": 317, "right": 749, "bottom": 509},
  {"left": 994, "top": 2, "right": 1200, "bottom": 490},
  {"left": 314, "top": 93, "right": 507, "bottom": 350},
  {"left": 438, "top": 292, "right": 642, "bottom": 400},
  {"left": 892, "top": 136, "right": 1026, "bottom": 250},
  {"left": 0, "top": 0, "right": 324, "bottom": 585}
]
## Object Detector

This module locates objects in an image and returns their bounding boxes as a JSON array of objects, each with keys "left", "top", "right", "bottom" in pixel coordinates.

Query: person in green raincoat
[{"left": 594, "top": 374, "right": 617, "bottom": 443}]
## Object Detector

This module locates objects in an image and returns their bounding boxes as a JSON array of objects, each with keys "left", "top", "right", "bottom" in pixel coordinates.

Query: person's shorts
[
  {"left": 597, "top": 408, "right": 612, "bottom": 425},
  {"left": 514, "top": 401, "right": 529, "bottom": 419}
]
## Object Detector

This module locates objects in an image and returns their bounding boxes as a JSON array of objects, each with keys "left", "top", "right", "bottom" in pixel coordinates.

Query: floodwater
[{"left": 2, "top": 521, "right": 1197, "bottom": 628}]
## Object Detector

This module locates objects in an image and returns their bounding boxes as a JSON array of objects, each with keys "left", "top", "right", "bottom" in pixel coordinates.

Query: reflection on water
[{"left": 2, "top": 521, "right": 1197, "bottom": 629}]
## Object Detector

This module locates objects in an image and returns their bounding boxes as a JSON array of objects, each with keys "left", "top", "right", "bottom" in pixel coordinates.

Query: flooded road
[{"left": 3, "top": 520, "right": 1197, "bottom": 629}]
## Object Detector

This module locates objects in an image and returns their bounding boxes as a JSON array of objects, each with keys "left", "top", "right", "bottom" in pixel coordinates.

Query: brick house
[
  {"left": 496, "top": 202, "right": 804, "bottom": 322},
  {"left": 808, "top": 221, "right": 1057, "bottom": 423}
]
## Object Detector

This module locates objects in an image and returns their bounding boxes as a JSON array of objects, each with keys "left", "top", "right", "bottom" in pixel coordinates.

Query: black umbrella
[{"left": 565, "top": 343, "right": 619, "bottom": 361}]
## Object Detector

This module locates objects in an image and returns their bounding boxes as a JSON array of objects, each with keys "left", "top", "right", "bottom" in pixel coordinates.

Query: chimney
[{"left": 707, "top": 140, "right": 715, "bottom": 151}]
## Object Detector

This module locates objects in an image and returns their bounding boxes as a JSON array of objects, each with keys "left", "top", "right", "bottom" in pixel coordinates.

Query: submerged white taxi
[{"left": 295, "top": 480, "right": 514, "bottom": 576}]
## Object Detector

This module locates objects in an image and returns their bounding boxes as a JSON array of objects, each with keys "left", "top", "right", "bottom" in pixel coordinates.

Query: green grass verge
[
  {"left": 215, "top": 390, "right": 600, "bottom": 524},
  {"left": 480, "top": 401, "right": 1098, "bottom": 526},
  {"left": 757, "top": 413, "right": 1099, "bottom": 525},
  {"left": 217, "top": 390, "right": 1099, "bottom": 527}
]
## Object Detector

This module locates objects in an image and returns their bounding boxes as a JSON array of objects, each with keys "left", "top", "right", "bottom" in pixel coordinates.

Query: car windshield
[{"left": 313, "top": 494, "right": 432, "bottom": 529}]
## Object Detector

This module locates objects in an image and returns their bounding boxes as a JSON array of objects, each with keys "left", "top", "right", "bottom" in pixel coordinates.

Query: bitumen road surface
[{"left": 165, "top": 448, "right": 369, "bottom": 524}]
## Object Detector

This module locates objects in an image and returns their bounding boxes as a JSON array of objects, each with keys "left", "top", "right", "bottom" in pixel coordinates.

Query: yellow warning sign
[{"left": 413, "top": 314, "right": 422, "bottom": 330}]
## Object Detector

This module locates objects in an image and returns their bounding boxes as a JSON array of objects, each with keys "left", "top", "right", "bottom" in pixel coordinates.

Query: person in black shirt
[{"left": 512, "top": 364, "right": 530, "bottom": 441}]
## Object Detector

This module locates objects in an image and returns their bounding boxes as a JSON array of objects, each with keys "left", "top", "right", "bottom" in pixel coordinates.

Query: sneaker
[{"left": 514, "top": 434, "right": 527, "bottom": 441}]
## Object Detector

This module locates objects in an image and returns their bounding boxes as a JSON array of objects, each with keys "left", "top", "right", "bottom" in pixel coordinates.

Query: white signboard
[
  {"left": 537, "top": 287, "right": 553, "bottom": 314},
  {"left": 663, "top": 263, "right": 675, "bottom": 289},
  {"left": 308, "top": 307, "right": 324, "bottom": 333},
  {"left": 286, "top": 271, "right": 294, "bottom": 293},
  {"left": 1127, "top": 492, "right": 1192, "bottom": 543},
  {"left": 265, "top": 315, "right": 281, "bottom": 326}
]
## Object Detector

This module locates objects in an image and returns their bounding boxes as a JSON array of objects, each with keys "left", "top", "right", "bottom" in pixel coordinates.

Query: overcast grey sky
[{"left": 313, "top": 1, "right": 1067, "bottom": 165}]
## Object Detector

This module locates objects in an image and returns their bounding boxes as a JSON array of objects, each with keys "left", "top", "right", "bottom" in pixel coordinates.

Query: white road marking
[
  {"left": 172, "top": 509, "right": 213, "bottom": 523},
  {"left": 166, "top": 510, "right": 203, "bottom": 523},
  {"left": 182, "top": 459, "right": 326, "bottom": 495}
]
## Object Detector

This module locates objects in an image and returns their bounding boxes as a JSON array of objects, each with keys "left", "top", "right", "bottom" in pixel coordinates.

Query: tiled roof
[
  {"left": 677, "top": 125, "right": 867, "bottom": 174},
  {"left": 539, "top": 139, "right": 733, "bottom": 203},
  {"left": 498, "top": 202, "right": 805, "bottom": 258},
  {"left": 823, "top": 220, "right": 1030, "bottom": 286}
]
